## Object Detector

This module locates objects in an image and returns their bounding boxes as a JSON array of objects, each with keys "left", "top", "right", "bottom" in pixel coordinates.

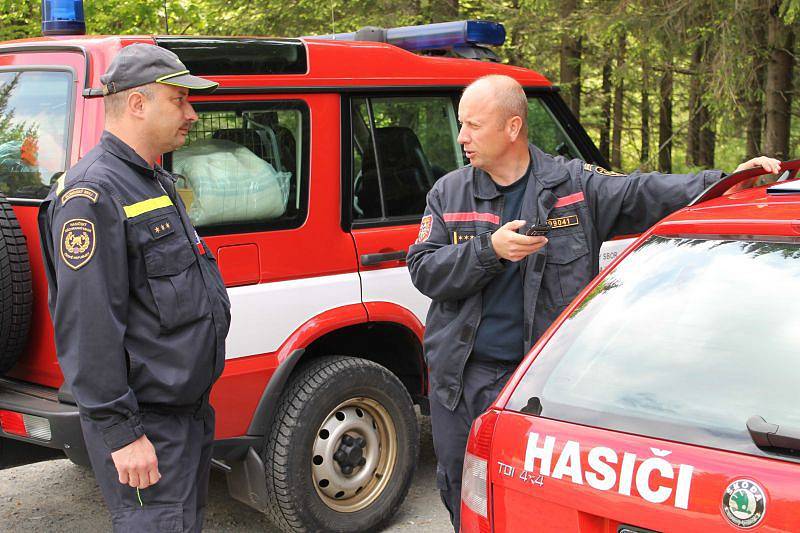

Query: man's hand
[
  {"left": 734, "top": 156, "right": 782, "bottom": 175},
  {"left": 110, "top": 434, "right": 161, "bottom": 489},
  {"left": 491, "top": 220, "right": 548, "bottom": 262}
]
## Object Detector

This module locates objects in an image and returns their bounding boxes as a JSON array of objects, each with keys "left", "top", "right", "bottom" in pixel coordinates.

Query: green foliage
[{"left": 2, "top": 0, "right": 798, "bottom": 171}]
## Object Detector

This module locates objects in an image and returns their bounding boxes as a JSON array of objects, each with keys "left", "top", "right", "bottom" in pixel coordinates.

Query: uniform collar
[
  {"left": 99, "top": 131, "right": 159, "bottom": 179},
  {"left": 472, "top": 143, "right": 569, "bottom": 200},
  {"left": 528, "top": 143, "right": 571, "bottom": 188}
]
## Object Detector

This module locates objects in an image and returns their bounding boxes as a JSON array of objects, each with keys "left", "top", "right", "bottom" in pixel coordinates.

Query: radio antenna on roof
[
  {"left": 330, "top": 1, "right": 336, "bottom": 38},
  {"left": 163, "top": 0, "right": 170, "bottom": 35}
]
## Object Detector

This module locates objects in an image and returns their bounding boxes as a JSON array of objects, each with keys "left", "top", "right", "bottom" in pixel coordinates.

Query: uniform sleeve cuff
[
  {"left": 101, "top": 414, "right": 145, "bottom": 451},
  {"left": 474, "top": 232, "right": 503, "bottom": 272},
  {"left": 704, "top": 169, "right": 725, "bottom": 188}
]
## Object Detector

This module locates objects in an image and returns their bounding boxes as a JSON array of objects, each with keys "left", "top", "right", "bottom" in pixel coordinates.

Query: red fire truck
[{"left": 0, "top": 7, "right": 611, "bottom": 532}]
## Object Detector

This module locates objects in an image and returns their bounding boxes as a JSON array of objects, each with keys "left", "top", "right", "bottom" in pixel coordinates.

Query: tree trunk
[
  {"left": 746, "top": 0, "right": 768, "bottom": 159},
  {"left": 698, "top": 39, "right": 715, "bottom": 167},
  {"left": 641, "top": 54, "right": 651, "bottom": 166},
  {"left": 658, "top": 65, "right": 673, "bottom": 173},
  {"left": 687, "top": 42, "right": 702, "bottom": 165},
  {"left": 600, "top": 59, "right": 612, "bottom": 162},
  {"left": 764, "top": 0, "right": 794, "bottom": 160},
  {"left": 611, "top": 34, "right": 626, "bottom": 169},
  {"left": 559, "top": 0, "right": 582, "bottom": 118},
  {"left": 698, "top": 105, "right": 715, "bottom": 167},
  {"left": 746, "top": 53, "right": 767, "bottom": 159}
]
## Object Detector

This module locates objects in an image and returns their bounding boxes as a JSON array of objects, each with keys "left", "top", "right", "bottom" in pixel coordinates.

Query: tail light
[
  {"left": 461, "top": 409, "right": 499, "bottom": 533},
  {"left": 0, "top": 410, "right": 52, "bottom": 441}
]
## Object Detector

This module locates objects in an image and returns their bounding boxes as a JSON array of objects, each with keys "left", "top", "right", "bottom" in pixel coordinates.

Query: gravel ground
[{"left": 0, "top": 412, "right": 451, "bottom": 532}]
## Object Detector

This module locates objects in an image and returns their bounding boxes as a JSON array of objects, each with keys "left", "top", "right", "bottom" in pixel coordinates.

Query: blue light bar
[
  {"left": 42, "top": 0, "right": 86, "bottom": 36},
  {"left": 313, "top": 20, "right": 506, "bottom": 52}
]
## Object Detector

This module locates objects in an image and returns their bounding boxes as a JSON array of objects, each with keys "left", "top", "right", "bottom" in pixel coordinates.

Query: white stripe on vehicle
[
  {"left": 359, "top": 267, "right": 431, "bottom": 325},
  {"left": 225, "top": 272, "right": 361, "bottom": 359},
  {"left": 224, "top": 242, "right": 630, "bottom": 360}
]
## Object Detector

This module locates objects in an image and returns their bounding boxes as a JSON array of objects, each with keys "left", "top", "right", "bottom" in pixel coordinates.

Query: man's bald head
[{"left": 463, "top": 75, "right": 528, "bottom": 132}]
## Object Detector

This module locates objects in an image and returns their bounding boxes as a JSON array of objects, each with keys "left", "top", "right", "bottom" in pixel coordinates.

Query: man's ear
[
  {"left": 127, "top": 91, "right": 148, "bottom": 119},
  {"left": 507, "top": 115, "right": 524, "bottom": 142}
]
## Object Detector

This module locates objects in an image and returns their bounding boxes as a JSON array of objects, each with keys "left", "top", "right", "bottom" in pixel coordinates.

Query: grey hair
[{"left": 104, "top": 84, "right": 155, "bottom": 120}]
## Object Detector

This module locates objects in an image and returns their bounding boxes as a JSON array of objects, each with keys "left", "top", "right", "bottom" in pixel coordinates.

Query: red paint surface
[{"left": 483, "top": 414, "right": 800, "bottom": 532}]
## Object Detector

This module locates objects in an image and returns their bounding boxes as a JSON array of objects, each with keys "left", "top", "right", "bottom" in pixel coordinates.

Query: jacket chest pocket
[
  {"left": 543, "top": 229, "right": 590, "bottom": 307},
  {"left": 143, "top": 236, "right": 211, "bottom": 331}
]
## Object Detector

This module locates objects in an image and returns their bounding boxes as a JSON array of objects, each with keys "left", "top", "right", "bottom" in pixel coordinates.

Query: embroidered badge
[
  {"left": 149, "top": 217, "right": 175, "bottom": 240},
  {"left": 452, "top": 231, "right": 476, "bottom": 244},
  {"left": 583, "top": 162, "right": 626, "bottom": 177},
  {"left": 547, "top": 215, "right": 580, "bottom": 229},
  {"left": 61, "top": 187, "right": 99, "bottom": 205},
  {"left": 60, "top": 219, "right": 96, "bottom": 270},
  {"left": 416, "top": 215, "right": 433, "bottom": 244}
]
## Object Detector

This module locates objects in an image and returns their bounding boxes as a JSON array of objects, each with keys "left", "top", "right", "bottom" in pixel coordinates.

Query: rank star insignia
[
  {"left": 149, "top": 217, "right": 175, "bottom": 239},
  {"left": 452, "top": 231, "right": 476, "bottom": 243},
  {"left": 60, "top": 219, "right": 96, "bottom": 270}
]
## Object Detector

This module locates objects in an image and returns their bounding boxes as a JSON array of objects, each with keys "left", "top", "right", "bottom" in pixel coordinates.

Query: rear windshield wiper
[{"left": 747, "top": 415, "right": 800, "bottom": 456}]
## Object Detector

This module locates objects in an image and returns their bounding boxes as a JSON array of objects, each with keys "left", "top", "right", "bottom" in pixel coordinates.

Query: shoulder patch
[
  {"left": 416, "top": 214, "right": 433, "bottom": 244},
  {"left": 61, "top": 187, "right": 99, "bottom": 205},
  {"left": 60, "top": 219, "right": 96, "bottom": 270},
  {"left": 584, "top": 162, "right": 626, "bottom": 177}
]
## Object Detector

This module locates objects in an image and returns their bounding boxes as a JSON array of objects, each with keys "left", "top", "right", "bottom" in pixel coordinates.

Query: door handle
[{"left": 360, "top": 250, "right": 407, "bottom": 266}]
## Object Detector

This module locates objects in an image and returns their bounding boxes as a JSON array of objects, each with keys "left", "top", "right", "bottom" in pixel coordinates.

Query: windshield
[{"left": 507, "top": 236, "right": 800, "bottom": 459}]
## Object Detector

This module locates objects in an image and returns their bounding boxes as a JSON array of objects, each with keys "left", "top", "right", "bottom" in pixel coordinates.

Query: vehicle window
[
  {"left": 0, "top": 70, "right": 72, "bottom": 199},
  {"left": 507, "top": 236, "right": 800, "bottom": 461},
  {"left": 351, "top": 96, "right": 462, "bottom": 220},
  {"left": 527, "top": 97, "right": 580, "bottom": 160},
  {"left": 167, "top": 101, "right": 308, "bottom": 231}
]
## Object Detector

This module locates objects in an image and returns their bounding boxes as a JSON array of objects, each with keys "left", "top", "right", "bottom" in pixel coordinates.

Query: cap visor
[{"left": 157, "top": 73, "right": 218, "bottom": 94}]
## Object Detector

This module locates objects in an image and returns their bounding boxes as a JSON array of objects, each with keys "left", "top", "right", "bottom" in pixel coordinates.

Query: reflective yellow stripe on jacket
[{"left": 123, "top": 195, "right": 173, "bottom": 219}]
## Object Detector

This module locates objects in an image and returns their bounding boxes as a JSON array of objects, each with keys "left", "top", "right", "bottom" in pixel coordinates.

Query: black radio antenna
[{"left": 163, "top": 0, "right": 170, "bottom": 35}]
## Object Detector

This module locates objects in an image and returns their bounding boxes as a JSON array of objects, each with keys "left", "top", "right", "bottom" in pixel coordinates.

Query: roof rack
[
  {"left": 309, "top": 20, "right": 506, "bottom": 61},
  {"left": 688, "top": 159, "right": 800, "bottom": 206}
]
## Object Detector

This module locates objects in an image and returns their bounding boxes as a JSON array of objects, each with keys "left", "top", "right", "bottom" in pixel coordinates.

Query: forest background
[{"left": 1, "top": 0, "right": 799, "bottom": 174}]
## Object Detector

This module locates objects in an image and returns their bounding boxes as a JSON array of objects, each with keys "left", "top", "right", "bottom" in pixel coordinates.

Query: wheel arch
[{"left": 246, "top": 302, "right": 426, "bottom": 437}]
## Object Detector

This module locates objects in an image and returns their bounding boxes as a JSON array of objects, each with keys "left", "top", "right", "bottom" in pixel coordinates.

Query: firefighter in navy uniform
[
  {"left": 407, "top": 74, "right": 781, "bottom": 532},
  {"left": 38, "top": 44, "right": 231, "bottom": 532}
]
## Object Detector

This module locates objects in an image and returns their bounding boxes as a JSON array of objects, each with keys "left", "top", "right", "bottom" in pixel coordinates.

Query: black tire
[
  {"left": 0, "top": 193, "right": 31, "bottom": 374},
  {"left": 265, "top": 356, "right": 419, "bottom": 533}
]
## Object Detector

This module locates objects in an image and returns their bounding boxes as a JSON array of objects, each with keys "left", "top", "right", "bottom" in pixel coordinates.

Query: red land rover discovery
[{"left": 0, "top": 15, "right": 614, "bottom": 532}]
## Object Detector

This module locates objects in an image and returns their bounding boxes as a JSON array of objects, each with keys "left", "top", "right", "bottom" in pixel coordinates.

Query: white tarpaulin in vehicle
[{"left": 173, "top": 139, "right": 291, "bottom": 226}]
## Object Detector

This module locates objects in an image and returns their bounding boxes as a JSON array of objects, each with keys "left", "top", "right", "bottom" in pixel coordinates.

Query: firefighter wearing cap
[{"left": 38, "top": 43, "right": 230, "bottom": 532}]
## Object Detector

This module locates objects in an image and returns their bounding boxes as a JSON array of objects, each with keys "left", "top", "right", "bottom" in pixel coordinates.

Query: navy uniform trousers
[
  {"left": 81, "top": 406, "right": 215, "bottom": 533},
  {"left": 429, "top": 359, "right": 516, "bottom": 532}
]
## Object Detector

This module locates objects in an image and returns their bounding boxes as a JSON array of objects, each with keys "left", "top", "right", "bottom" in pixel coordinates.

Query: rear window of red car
[{"left": 507, "top": 235, "right": 800, "bottom": 462}]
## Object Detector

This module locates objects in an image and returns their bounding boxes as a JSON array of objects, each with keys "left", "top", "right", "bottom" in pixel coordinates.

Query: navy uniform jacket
[
  {"left": 408, "top": 144, "right": 722, "bottom": 411},
  {"left": 38, "top": 132, "right": 231, "bottom": 451}
]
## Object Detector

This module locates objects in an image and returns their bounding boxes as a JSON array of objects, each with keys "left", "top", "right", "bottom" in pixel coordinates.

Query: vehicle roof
[
  {"left": 655, "top": 180, "right": 800, "bottom": 238},
  {"left": 0, "top": 35, "right": 552, "bottom": 91}
]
